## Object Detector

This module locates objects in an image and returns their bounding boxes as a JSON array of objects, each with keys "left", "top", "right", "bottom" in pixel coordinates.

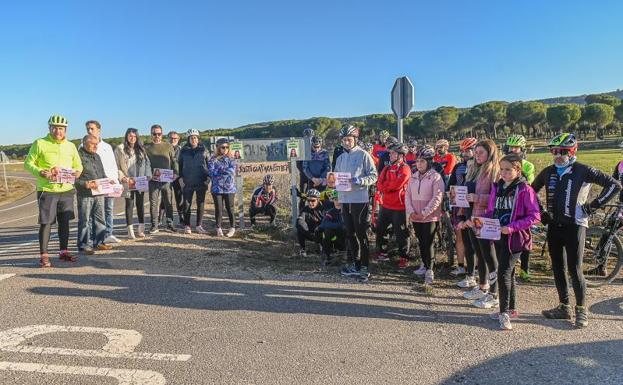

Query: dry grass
[{"left": 0, "top": 176, "right": 34, "bottom": 206}]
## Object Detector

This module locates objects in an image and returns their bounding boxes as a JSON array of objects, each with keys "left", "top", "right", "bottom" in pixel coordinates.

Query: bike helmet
[
  {"left": 186, "top": 128, "right": 200, "bottom": 137},
  {"left": 216, "top": 137, "right": 230, "bottom": 146},
  {"left": 389, "top": 143, "right": 408, "bottom": 156},
  {"left": 379, "top": 130, "right": 390, "bottom": 140},
  {"left": 506, "top": 134, "right": 527, "bottom": 148},
  {"left": 548, "top": 133, "right": 578, "bottom": 153},
  {"left": 364, "top": 142, "right": 374, "bottom": 151},
  {"left": 409, "top": 139, "right": 418, "bottom": 147},
  {"left": 385, "top": 136, "right": 399, "bottom": 147},
  {"left": 48, "top": 114, "right": 68, "bottom": 127},
  {"left": 311, "top": 136, "right": 323, "bottom": 147},
  {"left": 417, "top": 145, "right": 435, "bottom": 160},
  {"left": 303, "top": 128, "right": 315, "bottom": 137},
  {"left": 325, "top": 189, "right": 338, "bottom": 201},
  {"left": 459, "top": 137, "right": 478, "bottom": 152},
  {"left": 357, "top": 140, "right": 365, "bottom": 148},
  {"left": 306, "top": 188, "right": 321, "bottom": 199},
  {"left": 339, "top": 125, "right": 360, "bottom": 138},
  {"left": 263, "top": 174, "right": 275, "bottom": 185},
  {"left": 435, "top": 139, "right": 450, "bottom": 148}
]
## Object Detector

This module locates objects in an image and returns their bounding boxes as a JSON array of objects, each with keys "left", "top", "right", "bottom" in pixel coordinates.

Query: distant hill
[{"left": 536, "top": 89, "right": 623, "bottom": 105}]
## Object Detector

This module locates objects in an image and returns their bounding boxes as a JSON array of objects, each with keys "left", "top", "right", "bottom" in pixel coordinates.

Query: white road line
[
  {"left": 0, "top": 274, "right": 16, "bottom": 281},
  {"left": 190, "top": 291, "right": 246, "bottom": 297},
  {"left": 0, "top": 199, "right": 35, "bottom": 212},
  {"left": 0, "top": 362, "right": 166, "bottom": 385},
  {"left": 96, "top": 257, "right": 146, "bottom": 260},
  {"left": 0, "top": 214, "right": 37, "bottom": 226},
  {"left": 0, "top": 263, "right": 36, "bottom": 266}
]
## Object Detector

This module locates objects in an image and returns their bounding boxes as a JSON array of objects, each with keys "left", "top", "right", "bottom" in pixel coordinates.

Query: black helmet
[
  {"left": 390, "top": 143, "right": 408, "bottom": 155},
  {"left": 311, "top": 136, "right": 323, "bottom": 147},
  {"left": 216, "top": 137, "right": 230, "bottom": 146},
  {"left": 385, "top": 136, "right": 399, "bottom": 147},
  {"left": 339, "top": 125, "right": 360, "bottom": 138},
  {"left": 417, "top": 145, "right": 435, "bottom": 160}
]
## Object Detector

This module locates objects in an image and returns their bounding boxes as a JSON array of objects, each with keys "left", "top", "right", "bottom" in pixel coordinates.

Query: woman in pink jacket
[
  {"left": 405, "top": 145, "right": 445, "bottom": 285},
  {"left": 458, "top": 139, "right": 500, "bottom": 309}
]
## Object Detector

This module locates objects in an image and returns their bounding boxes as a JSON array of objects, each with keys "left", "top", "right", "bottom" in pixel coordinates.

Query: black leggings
[
  {"left": 183, "top": 186, "right": 207, "bottom": 226},
  {"left": 376, "top": 207, "right": 410, "bottom": 257},
  {"left": 125, "top": 191, "right": 145, "bottom": 225},
  {"left": 249, "top": 205, "right": 277, "bottom": 224},
  {"left": 495, "top": 235, "right": 521, "bottom": 313},
  {"left": 468, "top": 228, "right": 498, "bottom": 292},
  {"left": 296, "top": 226, "right": 321, "bottom": 249},
  {"left": 322, "top": 227, "right": 346, "bottom": 259},
  {"left": 212, "top": 193, "right": 235, "bottom": 229},
  {"left": 461, "top": 227, "right": 476, "bottom": 275},
  {"left": 413, "top": 222, "right": 437, "bottom": 269},
  {"left": 547, "top": 223, "right": 587, "bottom": 307},
  {"left": 39, "top": 222, "right": 69, "bottom": 255},
  {"left": 342, "top": 203, "right": 370, "bottom": 269},
  {"left": 520, "top": 250, "right": 530, "bottom": 273}
]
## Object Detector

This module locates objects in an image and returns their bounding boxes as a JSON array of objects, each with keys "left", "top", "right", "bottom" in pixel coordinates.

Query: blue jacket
[
  {"left": 318, "top": 207, "right": 345, "bottom": 231},
  {"left": 179, "top": 143, "right": 210, "bottom": 188},
  {"left": 208, "top": 155, "right": 237, "bottom": 194},
  {"left": 303, "top": 149, "right": 330, "bottom": 181}
]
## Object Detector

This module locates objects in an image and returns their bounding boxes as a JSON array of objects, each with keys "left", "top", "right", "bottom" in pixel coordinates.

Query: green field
[{"left": 528, "top": 149, "right": 620, "bottom": 176}]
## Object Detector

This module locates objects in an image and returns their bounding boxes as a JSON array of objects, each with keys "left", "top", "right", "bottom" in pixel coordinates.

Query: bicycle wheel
[{"left": 583, "top": 227, "right": 623, "bottom": 287}]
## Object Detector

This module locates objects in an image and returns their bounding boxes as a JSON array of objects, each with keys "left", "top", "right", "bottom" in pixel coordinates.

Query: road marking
[
  {"left": 96, "top": 257, "right": 146, "bottom": 260},
  {"left": 0, "top": 362, "right": 166, "bottom": 385},
  {"left": 0, "top": 262, "right": 36, "bottom": 266},
  {"left": 0, "top": 214, "right": 37, "bottom": 226},
  {"left": 190, "top": 291, "right": 246, "bottom": 296},
  {"left": 0, "top": 199, "right": 35, "bottom": 212},
  {"left": 0, "top": 273, "right": 16, "bottom": 281},
  {"left": 0, "top": 325, "right": 191, "bottom": 361}
]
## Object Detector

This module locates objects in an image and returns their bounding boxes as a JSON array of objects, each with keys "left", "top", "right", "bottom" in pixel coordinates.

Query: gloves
[
  {"left": 351, "top": 177, "right": 362, "bottom": 185},
  {"left": 540, "top": 211, "right": 552, "bottom": 226}
]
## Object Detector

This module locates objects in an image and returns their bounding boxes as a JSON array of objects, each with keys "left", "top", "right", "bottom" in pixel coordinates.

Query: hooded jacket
[
  {"left": 333, "top": 145, "right": 378, "bottom": 204},
  {"left": 208, "top": 155, "right": 237, "bottom": 194},
  {"left": 405, "top": 168, "right": 444, "bottom": 222},
  {"left": 377, "top": 160, "right": 411, "bottom": 210}
]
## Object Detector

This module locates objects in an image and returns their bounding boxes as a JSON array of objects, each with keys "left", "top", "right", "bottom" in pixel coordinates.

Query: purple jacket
[{"left": 484, "top": 182, "right": 541, "bottom": 253}]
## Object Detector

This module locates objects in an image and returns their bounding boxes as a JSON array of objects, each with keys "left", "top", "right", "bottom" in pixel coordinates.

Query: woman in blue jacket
[{"left": 208, "top": 138, "right": 237, "bottom": 237}]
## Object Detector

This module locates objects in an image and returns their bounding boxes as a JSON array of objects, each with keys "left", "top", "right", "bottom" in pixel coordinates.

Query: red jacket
[
  {"left": 433, "top": 153, "right": 457, "bottom": 176},
  {"left": 377, "top": 161, "right": 411, "bottom": 210},
  {"left": 373, "top": 144, "right": 387, "bottom": 159}
]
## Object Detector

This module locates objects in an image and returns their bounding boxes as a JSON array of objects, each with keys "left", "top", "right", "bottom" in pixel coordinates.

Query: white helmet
[{"left": 186, "top": 129, "right": 200, "bottom": 137}]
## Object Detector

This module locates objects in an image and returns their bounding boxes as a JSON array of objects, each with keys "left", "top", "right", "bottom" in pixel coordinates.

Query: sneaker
[
  {"left": 166, "top": 224, "right": 177, "bottom": 233},
  {"left": 375, "top": 252, "right": 389, "bottom": 262},
  {"left": 80, "top": 247, "right": 95, "bottom": 255},
  {"left": 149, "top": 226, "right": 160, "bottom": 235},
  {"left": 489, "top": 310, "right": 519, "bottom": 320},
  {"left": 424, "top": 269, "right": 434, "bottom": 285},
  {"left": 473, "top": 293, "right": 499, "bottom": 309},
  {"left": 137, "top": 224, "right": 146, "bottom": 238},
  {"left": 96, "top": 244, "right": 113, "bottom": 251},
  {"left": 542, "top": 303, "right": 573, "bottom": 320},
  {"left": 499, "top": 312, "right": 513, "bottom": 331},
  {"left": 450, "top": 266, "right": 466, "bottom": 277},
  {"left": 488, "top": 271, "right": 498, "bottom": 287},
  {"left": 413, "top": 264, "right": 426, "bottom": 276},
  {"left": 184, "top": 226, "right": 192, "bottom": 234},
  {"left": 226, "top": 228, "right": 235, "bottom": 238},
  {"left": 58, "top": 250, "right": 77, "bottom": 262},
  {"left": 398, "top": 257, "right": 409, "bottom": 269},
  {"left": 299, "top": 249, "right": 307, "bottom": 258},
  {"left": 358, "top": 266, "right": 371, "bottom": 282},
  {"left": 463, "top": 287, "right": 487, "bottom": 300},
  {"left": 216, "top": 227, "right": 224, "bottom": 237},
  {"left": 195, "top": 225, "right": 208, "bottom": 234},
  {"left": 575, "top": 306, "right": 589, "bottom": 328},
  {"left": 104, "top": 235, "right": 121, "bottom": 244},
  {"left": 457, "top": 275, "right": 477, "bottom": 288},
  {"left": 519, "top": 270, "right": 532, "bottom": 282},
  {"left": 340, "top": 263, "right": 360, "bottom": 277}
]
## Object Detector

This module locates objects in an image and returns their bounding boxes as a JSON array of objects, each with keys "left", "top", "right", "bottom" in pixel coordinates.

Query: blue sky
[{"left": 1, "top": 0, "right": 622, "bottom": 145}]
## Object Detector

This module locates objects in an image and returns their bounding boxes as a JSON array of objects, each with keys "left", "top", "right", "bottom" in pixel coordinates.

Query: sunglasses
[
  {"left": 550, "top": 148, "right": 571, "bottom": 156},
  {"left": 307, "top": 198, "right": 318, "bottom": 203},
  {"left": 170, "top": 137, "right": 180, "bottom": 140},
  {"left": 152, "top": 132, "right": 163, "bottom": 136},
  {"left": 219, "top": 145, "right": 229, "bottom": 149}
]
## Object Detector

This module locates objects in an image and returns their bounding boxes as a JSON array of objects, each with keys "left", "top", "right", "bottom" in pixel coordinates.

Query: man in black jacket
[
  {"left": 532, "top": 133, "right": 621, "bottom": 328},
  {"left": 76, "top": 135, "right": 113, "bottom": 255}
]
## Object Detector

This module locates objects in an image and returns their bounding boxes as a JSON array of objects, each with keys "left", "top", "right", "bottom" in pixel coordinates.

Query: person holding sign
[
  {"left": 145, "top": 124, "right": 178, "bottom": 234},
  {"left": 335, "top": 125, "right": 378, "bottom": 282},
  {"left": 76, "top": 135, "right": 113, "bottom": 255},
  {"left": 458, "top": 139, "right": 500, "bottom": 309},
  {"left": 375, "top": 143, "right": 411, "bottom": 268},
  {"left": 24, "top": 115, "right": 83, "bottom": 267},
  {"left": 478, "top": 153, "right": 540, "bottom": 330},
  {"left": 179, "top": 129, "right": 210, "bottom": 234},
  {"left": 115, "top": 128, "right": 152, "bottom": 239},
  {"left": 302, "top": 136, "right": 330, "bottom": 192},
  {"left": 405, "top": 145, "right": 444, "bottom": 285}
]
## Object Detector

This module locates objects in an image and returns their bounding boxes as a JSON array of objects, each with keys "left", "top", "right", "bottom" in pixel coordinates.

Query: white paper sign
[
  {"left": 93, "top": 179, "right": 115, "bottom": 196},
  {"left": 51, "top": 168, "right": 76, "bottom": 184},
  {"left": 473, "top": 217, "right": 501, "bottom": 240},
  {"left": 153, "top": 168, "right": 174, "bottom": 183},
  {"left": 129, "top": 176, "right": 149, "bottom": 192},
  {"left": 449, "top": 185, "right": 470, "bottom": 208},
  {"left": 327, "top": 172, "right": 352, "bottom": 192}
]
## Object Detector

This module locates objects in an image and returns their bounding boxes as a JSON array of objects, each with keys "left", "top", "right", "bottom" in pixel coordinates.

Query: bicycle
[
  {"left": 583, "top": 203, "right": 623, "bottom": 286},
  {"left": 434, "top": 197, "right": 456, "bottom": 266}
]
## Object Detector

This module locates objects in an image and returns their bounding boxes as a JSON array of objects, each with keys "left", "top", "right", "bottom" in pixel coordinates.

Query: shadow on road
[{"left": 437, "top": 339, "right": 623, "bottom": 385}]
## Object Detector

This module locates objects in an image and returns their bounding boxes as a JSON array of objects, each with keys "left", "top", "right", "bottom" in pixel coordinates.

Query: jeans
[
  {"left": 149, "top": 181, "right": 173, "bottom": 227},
  {"left": 77, "top": 195, "right": 106, "bottom": 249}
]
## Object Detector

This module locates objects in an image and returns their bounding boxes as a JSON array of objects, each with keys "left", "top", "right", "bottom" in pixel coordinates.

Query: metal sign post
[
  {"left": 391, "top": 76, "right": 415, "bottom": 143},
  {"left": 0, "top": 151, "right": 8, "bottom": 193}
]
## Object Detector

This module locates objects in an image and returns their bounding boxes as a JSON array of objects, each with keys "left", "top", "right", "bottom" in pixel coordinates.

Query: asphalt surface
[{"left": 1, "top": 172, "right": 622, "bottom": 385}]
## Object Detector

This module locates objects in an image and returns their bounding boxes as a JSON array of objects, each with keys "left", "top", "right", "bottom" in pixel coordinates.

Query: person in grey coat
[
  {"left": 334, "top": 125, "right": 378, "bottom": 281},
  {"left": 179, "top": 129, "right": 210, "bottom": 234}
]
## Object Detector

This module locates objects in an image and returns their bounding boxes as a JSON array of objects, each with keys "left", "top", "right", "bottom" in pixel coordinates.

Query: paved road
[{"left": 0, "top": 172, "right": 622, "bottom": 384}]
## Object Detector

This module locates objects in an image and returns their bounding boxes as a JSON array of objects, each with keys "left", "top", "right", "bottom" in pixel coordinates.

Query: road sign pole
[
  {"left": 290, "top": 158, "right": 298, "bottom": 231},
  {"left": 236, "top": 175, "right": 244, "bottom": 230},
  {"left": 2, "top": 164, "right": 7, "bottom": 193},
  {"left": 397, "top": 118, "right": 404, "bottom": 143}
]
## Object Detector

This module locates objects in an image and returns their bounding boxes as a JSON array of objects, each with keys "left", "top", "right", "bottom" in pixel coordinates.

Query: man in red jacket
[{"left": 375, "top": 143, "right": 412, "bottom": 268}]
